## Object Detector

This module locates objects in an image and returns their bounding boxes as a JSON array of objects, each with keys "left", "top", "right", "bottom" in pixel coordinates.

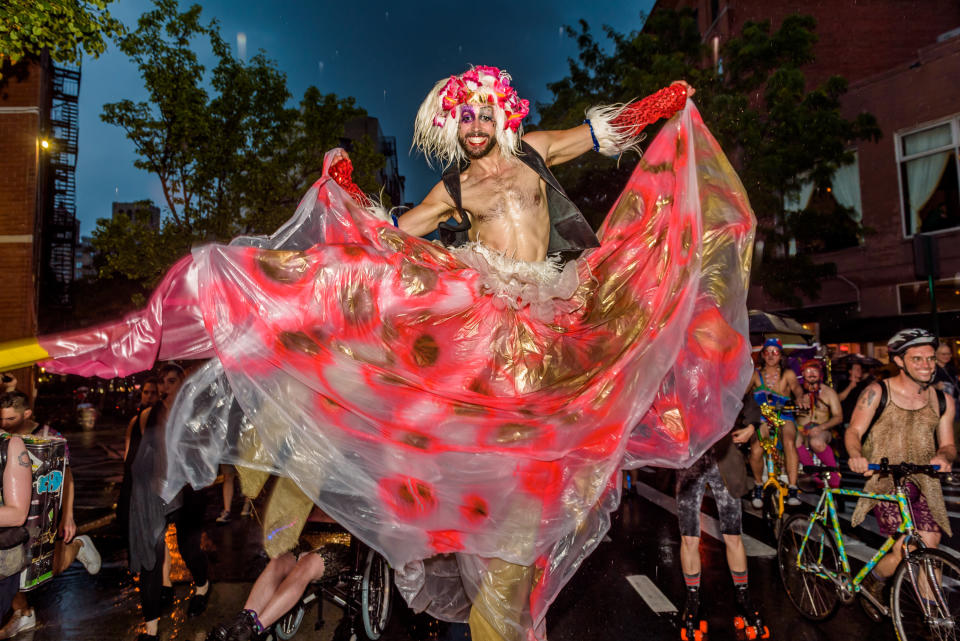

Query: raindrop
[
  {"left": 383, "top": 89, "right": 387, "bottom": 101},
  {"left": 458, "top": 45, "right": 462, "bottom": 54},
  {"left": 558, "top": 26, "right": 563, "bottom": 37},
  {"left": 385, "top": 10, "right": 389, "bottom": 20},
  {"left": 318, "top": 61, "right": 325, "bottom": 73}
]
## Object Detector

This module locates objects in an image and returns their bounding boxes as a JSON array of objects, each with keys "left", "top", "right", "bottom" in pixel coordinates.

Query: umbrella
[
  {"left": 833, "top": 353, "right": 882, "bottom": 369},
  {"left": 748, "top": 310, "right": 814, "bottom": 349}
]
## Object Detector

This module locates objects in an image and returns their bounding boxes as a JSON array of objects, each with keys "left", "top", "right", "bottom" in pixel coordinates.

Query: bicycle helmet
[{"left": 887, "top": 328, "right": 938, "bottom": 356}]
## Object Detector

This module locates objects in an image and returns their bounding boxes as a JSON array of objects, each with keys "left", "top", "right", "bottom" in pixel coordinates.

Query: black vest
[{"left": 438, "top": 141, "right": 600, "bottom": 253}]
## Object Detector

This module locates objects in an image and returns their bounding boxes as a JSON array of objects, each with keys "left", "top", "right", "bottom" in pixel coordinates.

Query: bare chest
[
  {"left": 760, "top": 367, "right": 790, "bottom": 395},
  {"left": 459, "top": 164, "right": 546, "bottom": 224}
]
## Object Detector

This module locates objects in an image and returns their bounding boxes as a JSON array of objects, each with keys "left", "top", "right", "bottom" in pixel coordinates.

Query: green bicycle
[{"left": 777, "top": 459, "right": 959, "bottom": 640}]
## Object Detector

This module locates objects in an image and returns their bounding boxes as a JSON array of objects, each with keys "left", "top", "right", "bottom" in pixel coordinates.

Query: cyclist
[
  {"left": 749, "top": 338, "right": 804, "bottom": 507},
  {"left": 795, "top": 359, "right": 842, "bottom": 488},
  {"left": 846, "top": 328, "right": 956, "bottom": 616}
]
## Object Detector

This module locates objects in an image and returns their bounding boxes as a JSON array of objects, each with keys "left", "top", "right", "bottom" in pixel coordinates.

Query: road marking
[
  {"left": 626, "top": 574, "right": 677, "bottom": 614},
  {"left": 634, "top": 481, "right": 777, "bottom": 557}
]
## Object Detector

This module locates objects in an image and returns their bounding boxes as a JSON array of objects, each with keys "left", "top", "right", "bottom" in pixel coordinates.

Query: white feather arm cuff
[{"left": 585, "top": 103, "right": 645, "bottom": 157}]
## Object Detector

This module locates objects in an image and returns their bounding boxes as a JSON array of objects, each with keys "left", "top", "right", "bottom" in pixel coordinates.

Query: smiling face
[
  {"left": 803, "top": 366, "right": 821, "bottom": 387},
  {"left": 896, "top": 345, "right": 937, "bottom": 383},
  {"left": 458, "top": 104, "right": 497, "bottom": 160}
]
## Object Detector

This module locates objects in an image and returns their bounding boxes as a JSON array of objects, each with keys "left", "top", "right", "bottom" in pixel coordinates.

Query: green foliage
[
  {"left": 93, "top": 0, "right": 383, "bottom": 294},
  {"left": 537, "top": 9, "right": 881, "bottom": 306},
  {"left": 0, "top": 0, "right": 123, "bottom": 73}
]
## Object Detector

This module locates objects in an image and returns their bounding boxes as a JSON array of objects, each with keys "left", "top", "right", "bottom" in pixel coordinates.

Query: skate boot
[
  {"left": 733, "top": 587, "right": 770, "bottom": 640},
  {"left": 679, "top": 588, "right": 708, "bottom": 641}
]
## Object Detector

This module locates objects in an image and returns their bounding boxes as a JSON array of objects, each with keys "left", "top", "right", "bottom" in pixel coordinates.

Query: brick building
[
  {"left": 652, "top": 0, "right": 960, "bottom": 353},
  {"left": 0, "top": 54, "right": 81, "bottom": 392}
]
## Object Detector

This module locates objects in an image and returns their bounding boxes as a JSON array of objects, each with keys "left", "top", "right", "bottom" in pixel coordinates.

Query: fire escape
[{"left": 44, "top": 64, "right": 81, "bottom": 315}]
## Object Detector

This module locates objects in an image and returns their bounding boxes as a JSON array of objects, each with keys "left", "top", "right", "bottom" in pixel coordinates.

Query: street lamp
[{"left": 39, "top": 138, "right": 49, "bottom": 150}]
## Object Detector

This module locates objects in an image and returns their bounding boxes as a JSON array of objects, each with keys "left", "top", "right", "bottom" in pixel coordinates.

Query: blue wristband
[
  {"left": 583, "top": 119, "right": 599, "bottom": 153},
  {"left": 391, "top": 213, "right": 399, "bottom": 227}
]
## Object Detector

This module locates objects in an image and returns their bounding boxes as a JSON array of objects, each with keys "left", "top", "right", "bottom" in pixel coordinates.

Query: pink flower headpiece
[{"left": 432, "top": 65, "right": 530, "bottom": 132}]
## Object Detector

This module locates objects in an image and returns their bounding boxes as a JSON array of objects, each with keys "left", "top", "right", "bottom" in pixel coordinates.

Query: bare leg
[
  {"left": 243, "top": 553, "right": 298, "bottom": 616},
  {"left": 876, "top": 530, "right": 942, "bottom": 579},
  {"left": 256, "top": 554, "right": 325, "bottom": 627},
  {"left": 680, "top": 536, "right": 701, "bottom": 575},
  {"left": 748, "top": 440, "right": 764, "bottom": 484},
  {"left": 54, "top": 539, "right": 81, "bottom": 575},
  {"left": 781, "top": 421, "right": 799, "bottom": 486},
  {"left": 11, "top": 591, "right": 27, "bottom": 614},
  {"left": 722, "top": 534, "right": 747, "bottom": 573},
  {"left": 221, "top": 466, "right": 235, "bottom": 514}
]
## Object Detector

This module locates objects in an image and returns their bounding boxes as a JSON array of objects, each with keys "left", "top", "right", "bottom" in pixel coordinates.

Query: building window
[
  {"left": 897, "top": 278, "right": 960, "bottom": 314},
  {"left": 898, "top": 117, "right": 960, "bottom": 236},
  {"left": 784, "top": 152, "right": 862, "bottom": 253}
]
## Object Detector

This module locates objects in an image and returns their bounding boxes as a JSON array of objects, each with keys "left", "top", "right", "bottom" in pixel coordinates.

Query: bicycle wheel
[
  {"left": 778, "top": 514, "right": 841, "bottom": 621},
  {"left": 891, "top": 548, "right": 960, "bottom": 641},
  {"left": 763, "top": 484, "right": 783, "bottom": 538},
  {"left": 274, "top": 602, "right": 306, "bottom": 641},
  {"left": 361, "top": 548, "right": 393, "bottom": 640}
]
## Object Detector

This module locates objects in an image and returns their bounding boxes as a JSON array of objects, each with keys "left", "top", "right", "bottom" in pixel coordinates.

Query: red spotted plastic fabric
[{"left": 36, "top": 103, "right": 754, "bottom": 640}]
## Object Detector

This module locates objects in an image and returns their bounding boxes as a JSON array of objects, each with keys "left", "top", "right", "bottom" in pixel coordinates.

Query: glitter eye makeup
[{"left": 460, "top": 106, "right": 475, "bottom": 123}]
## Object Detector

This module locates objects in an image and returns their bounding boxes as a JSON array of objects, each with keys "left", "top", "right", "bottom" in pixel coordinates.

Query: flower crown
[{"left": 432, "top": 65, "right": 530, "bottom": 132}]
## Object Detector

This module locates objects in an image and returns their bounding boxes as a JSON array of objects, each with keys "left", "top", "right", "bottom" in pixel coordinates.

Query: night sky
[{"left": 76, "top": 0, "right": 653, "bottom": 236}]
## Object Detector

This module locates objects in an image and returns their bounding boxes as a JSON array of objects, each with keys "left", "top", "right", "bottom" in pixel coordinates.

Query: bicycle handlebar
[{"left": 802, "top": 458, "right": 956, "bottom": 483}]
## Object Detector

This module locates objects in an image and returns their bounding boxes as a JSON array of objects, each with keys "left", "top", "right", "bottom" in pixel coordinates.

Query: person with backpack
[
  {"left": 0, "top": 432, "right": 30, "bottom": 626},
  {"left": 0, "top": 391, "right": 101, "bottom": 638},
  {"left": 846, "top": 328, "right": 956, "bottom": 619}
]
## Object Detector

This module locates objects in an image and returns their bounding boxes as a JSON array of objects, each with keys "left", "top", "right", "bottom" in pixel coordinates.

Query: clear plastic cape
[{"left": 34, "top": 102, "right": 754, "bottom": 639}]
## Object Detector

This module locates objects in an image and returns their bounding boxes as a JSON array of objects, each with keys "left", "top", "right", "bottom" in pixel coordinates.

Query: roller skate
[
  {"left": 679, "top": 589, "right": 708, "bottom": 641},
  {"left": 733, "top": 587, "right": 769, "bottom": 640}
]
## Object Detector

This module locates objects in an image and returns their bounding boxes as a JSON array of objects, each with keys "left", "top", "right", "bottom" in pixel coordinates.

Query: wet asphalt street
[{"left": 13, "top": 426, "right": 959, "bottom": 640}]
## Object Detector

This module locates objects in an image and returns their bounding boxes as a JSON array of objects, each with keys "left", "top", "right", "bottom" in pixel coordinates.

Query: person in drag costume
[{"left": 0, "top": 65, "right": 756, "bottom": 640}]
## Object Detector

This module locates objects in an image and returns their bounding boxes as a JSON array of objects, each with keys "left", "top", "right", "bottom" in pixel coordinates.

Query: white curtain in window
[
  {"left": 784, "top": 179, "right": 814, "bottom": 212},
  {"left": 903, "top": 125, "right": 954, "bottom": 234},
  {"left": 831, "top": 153, "right": 862, "bottom": 222},
  {"left": 906, "top": 151, "right": 951, "bottom": 234}
]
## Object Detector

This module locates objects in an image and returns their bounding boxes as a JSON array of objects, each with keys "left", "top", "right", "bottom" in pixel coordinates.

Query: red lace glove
[
  {"left": 611, "top": 82, "right": 687, "bottom": 138},
  {"left": 329, "top": 157, "right": 370, "bottom": 206}
]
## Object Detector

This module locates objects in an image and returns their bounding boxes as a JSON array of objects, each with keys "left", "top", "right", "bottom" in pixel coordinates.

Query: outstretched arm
[
  {"left": 525, "top": 81, "right": 692, "bottom": 166},
  {"left": 397, "top": 181, "right": 458, "bottom": 237}
]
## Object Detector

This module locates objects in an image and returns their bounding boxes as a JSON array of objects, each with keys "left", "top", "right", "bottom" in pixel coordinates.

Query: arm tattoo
[
  {"left": 859, "top": 388, "right": 877, "bottom": 408},
  {"left": 17, "top": 451, "right": 30, "bottom": 468}
]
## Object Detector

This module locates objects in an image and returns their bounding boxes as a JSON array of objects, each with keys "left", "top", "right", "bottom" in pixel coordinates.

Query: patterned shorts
[{"left": 872, "top": 481, "right": 940, "bottom": 536}]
